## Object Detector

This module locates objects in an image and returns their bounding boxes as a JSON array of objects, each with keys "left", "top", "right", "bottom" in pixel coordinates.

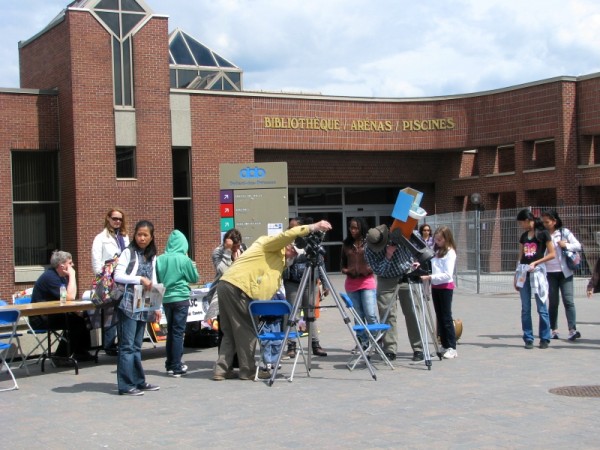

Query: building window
[
  {"left": 460, "top": 149, "right": 479, "bottom": 177},
  {"left": 524, "top": 139, "right": 555, "bottom": 170},
  {"left": 496, "top": 145, "right": 515, "bottom": 173},
  {"left": 116, "top": 146, "right": 136, "bottom": 178},
  {"left": 12, "top": 151, "right": 60, "bottom": 266},
  {"left": 578, "top": 135, "right": 600, "bottom": 166},
  {"left": 91, "top": 0, "right": 151, "bottom": 107},
  {"left": 173, "top": 148, "right": 193, "bottom": 258}
]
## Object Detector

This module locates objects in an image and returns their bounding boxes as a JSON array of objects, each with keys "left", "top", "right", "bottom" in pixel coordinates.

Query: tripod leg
[
  {"left": 318, "top": 266, "right": 378, "bottom": 380},
  {"left": 408, "top": 281, "right": 432, "bottom": 370},
  {"left": 269, "top": 267, "right": 312, "bottom": 385}
]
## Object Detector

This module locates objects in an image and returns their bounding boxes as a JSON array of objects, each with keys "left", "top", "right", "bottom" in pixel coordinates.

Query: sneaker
[
  {"left": 137, "top": 383, "right": 160, "bottom": 391},
  {"left": 119, "top": 388, "right": 144, "bottom": 396},
  {"left": 169, "top": 369, "right": 188, "bottom": 378},
  {"left": 442, "top": 348, "right": 458, "bottom": 359},
  {"left": 551, "top": 330, "right": 560, "bottom": 340},
  {"left": 212, "top": 371, "right": 238, "bottom": 381},
  {"left": 524, "top": 341, "right": 534, "bottom": 349},
  {"left": 167, "top": 364, "right": 188, "bottom": 375},
  {"left": 539, "top": 340, "right": 549, "bottom": 349},
  {"left": 568, "top": 330, "right": 581, "bottom": 341}
]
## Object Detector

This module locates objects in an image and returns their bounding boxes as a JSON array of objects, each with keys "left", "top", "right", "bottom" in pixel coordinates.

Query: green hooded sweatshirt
[{"left": 156, "top": 230, "right": 199, "bottom": 303}]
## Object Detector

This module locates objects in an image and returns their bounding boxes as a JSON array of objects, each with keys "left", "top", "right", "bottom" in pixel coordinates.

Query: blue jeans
[
  {"left": 164, "top": 301, "right": 189, "bottom": 371},
  {"left": 547, "top": 272, "right": 576, "bottom": 331},
  {"left": 519, "top": 274, "right": 552, "bottom": 343},
  {"left": 117, "top": 309, "right": 147, "bottom": 392},
  {"left": 347, "top": 289, "right": 378, "bottom": 343},
  {"left": 260, "top": 319, "right": 282, "bottom": 366}
]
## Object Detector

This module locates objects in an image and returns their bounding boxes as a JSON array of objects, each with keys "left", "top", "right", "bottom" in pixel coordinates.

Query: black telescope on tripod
[{"left": 388, "top": 228, "right": 435, "bottom": 267}]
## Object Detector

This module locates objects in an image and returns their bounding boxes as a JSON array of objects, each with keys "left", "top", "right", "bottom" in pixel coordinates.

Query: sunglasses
[{"left": 110, "top": 217, "right": 123, "bottom": 221}]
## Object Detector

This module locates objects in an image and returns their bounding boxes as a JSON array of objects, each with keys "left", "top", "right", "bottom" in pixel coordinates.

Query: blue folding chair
[
  {"left": 248, "top": 300, "right": 309, "bottom": 382},
  {"left": 0, "top": 300, "right": 29, "bottom": 375},
  {"left": 0, "top": 309, "right": 22, "bottom": 391},
  {"left": 12, "top": 296, "right": 62, "bottom": 367},
  {"left": 339, "top": 293, "right": 394, "bottom": 371}
]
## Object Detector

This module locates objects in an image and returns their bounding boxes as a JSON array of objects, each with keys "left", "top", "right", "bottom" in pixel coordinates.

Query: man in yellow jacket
[{"left": 213, "top": 220, "right": 332, "bottom": 381}]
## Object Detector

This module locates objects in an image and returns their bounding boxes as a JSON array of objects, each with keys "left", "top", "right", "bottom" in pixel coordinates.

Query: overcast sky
[{"left": 3, "top": 0, "right": 600, "bottom": 98}]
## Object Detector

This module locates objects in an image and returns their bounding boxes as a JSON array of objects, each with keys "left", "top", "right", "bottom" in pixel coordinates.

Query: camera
[{"left": 294, "top": 231, "right": 326, "bottom": 263}]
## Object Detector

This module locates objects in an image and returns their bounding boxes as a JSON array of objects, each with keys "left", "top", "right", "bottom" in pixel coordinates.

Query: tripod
[
  {"left": 269, "top": 252, "right": 379, "bottom": 385},
  {"left": 405, "top": 276, "right": 442, "bottom": 370}
]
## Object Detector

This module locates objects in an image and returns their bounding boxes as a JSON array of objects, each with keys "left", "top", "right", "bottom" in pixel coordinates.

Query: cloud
[{"left": 2, "top": 0, "right": 600, "bottom": 96}]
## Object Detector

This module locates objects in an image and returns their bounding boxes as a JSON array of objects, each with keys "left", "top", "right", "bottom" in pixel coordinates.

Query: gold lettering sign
[{"left": 263, "top": 116, "right": 455, "bottom": 132}]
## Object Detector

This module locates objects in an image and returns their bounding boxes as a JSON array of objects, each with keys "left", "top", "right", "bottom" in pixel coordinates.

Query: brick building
[{"left": 1, "top": 0, "right": 599, "bottom": 298}]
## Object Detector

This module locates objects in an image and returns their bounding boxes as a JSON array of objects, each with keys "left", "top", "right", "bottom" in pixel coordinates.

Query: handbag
[
  {"left": 90, "top": 250, "right": 137, "bottom": 306},
  {"left": 561, "top": 229, "right": 582, "bottom": 271},
  {"left": 90, "top": 257, "right": 119, "bottom": 306}
]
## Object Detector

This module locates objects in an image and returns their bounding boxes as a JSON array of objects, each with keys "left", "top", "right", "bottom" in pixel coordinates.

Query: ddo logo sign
[{"left": 239, "top": 166, "right": 266, "bottom": 178}]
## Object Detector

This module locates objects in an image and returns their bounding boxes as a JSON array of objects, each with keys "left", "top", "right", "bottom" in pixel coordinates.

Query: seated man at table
[{"left": 30, "top": 250, "right": 93, "bottom": 361}]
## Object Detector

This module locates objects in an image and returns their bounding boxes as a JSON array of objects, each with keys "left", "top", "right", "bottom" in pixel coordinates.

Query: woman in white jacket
[
  {"left": 91, "top": 208, "right": 129, "bottom": 354},
  {"left": 541, "top": 209, "right": 583, "bottom": 341},
  {"left": 421, "top": 226, "right": 458, "bottom": 359}
]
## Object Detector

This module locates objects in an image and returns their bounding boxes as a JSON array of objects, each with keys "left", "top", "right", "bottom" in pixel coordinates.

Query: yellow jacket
[{"left": 221, "top": 225, "right": 313, "bottom": 300}]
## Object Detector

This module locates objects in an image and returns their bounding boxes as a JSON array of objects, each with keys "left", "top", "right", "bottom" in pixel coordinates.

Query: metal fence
[{"left": 425, "top": 206, "right": 600, "bottom": 296}]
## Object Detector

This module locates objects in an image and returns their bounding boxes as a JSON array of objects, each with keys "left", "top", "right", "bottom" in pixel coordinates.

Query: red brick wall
[
  {"left": 0, "top": 92, "right": 59, "bottom": 296},
  {"left": 16, "top": 10, "right": 173, "bottom": 294}
]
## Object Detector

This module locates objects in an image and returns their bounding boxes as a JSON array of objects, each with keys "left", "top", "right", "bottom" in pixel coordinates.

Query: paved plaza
[{"left": 2, "top": 274, "right": 600, "bottom": 449}]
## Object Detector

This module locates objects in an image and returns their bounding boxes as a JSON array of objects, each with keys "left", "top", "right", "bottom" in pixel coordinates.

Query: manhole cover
[{"left": 549, "top": 385, "right": 600, "bottom": 397}]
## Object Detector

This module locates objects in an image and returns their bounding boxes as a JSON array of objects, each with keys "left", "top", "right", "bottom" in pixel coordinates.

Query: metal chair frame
[
  {"left": 248, "top": 300, "right": 309, "bottom": 382},
  {"left": 339, "top": 293, "right": 395, "bottom": 371}
]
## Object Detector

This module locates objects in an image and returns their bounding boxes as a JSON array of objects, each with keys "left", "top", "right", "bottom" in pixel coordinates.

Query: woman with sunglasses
[
  {"left": 92, "top": 208, "right": 130, "bottom": 355},
  {"left": 419, "top": 223, "right": 434, "bottom": 248}
]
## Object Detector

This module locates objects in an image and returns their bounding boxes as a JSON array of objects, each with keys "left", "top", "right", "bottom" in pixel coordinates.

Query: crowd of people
[{"left": 26, "top": 206, "right": 600, "bottom": 395}]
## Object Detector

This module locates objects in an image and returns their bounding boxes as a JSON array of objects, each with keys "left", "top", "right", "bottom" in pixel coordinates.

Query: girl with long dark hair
[{"left": 514, "top": 209, "right": 555, "bottom": 349}]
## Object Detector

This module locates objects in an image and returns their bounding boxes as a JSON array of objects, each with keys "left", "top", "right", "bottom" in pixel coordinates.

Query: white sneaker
[{"left": 443, "top": 348, "right": 458, "bottom": 359}]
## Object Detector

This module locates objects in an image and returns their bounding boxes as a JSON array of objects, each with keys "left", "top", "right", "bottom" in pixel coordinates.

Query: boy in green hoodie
[{"left": 157, "top": 230, "right": 199, "bottom": 377}]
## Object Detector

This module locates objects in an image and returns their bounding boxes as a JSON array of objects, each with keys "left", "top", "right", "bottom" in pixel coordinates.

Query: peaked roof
[{"left": 169, "top": 29, "right": 238, "bottom": 69}]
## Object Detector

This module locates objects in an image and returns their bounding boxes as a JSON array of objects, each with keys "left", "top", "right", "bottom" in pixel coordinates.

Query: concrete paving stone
[{"left": 2, "top": 274, "right": 600, "bottom": 449}]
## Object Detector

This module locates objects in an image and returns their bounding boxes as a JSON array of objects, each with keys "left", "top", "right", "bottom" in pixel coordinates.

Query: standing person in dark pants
[
  {"left": 421, "top": 226, "right": 458, "bottom": 359},
  {"left": 364, "top": 224, "right": 423, "bottom": 361},
  {"left": 541, "top": 209, "right": 582, "bottom": 341},
  {"left": 91, "top": 207, "right": 130, "bottom": 356},
  {"left": 212, "top": 220, "right": 332, "bottom": 381},
  {"left": 157, "top": 230, "right": 199, "bottom": 377}
]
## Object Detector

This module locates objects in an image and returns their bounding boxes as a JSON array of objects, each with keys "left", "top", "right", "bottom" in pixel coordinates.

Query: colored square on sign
[
  {"left": 220, "top": 190, "right": 233, "bottom": 204},
  {"left": 391, "top": 191, "right": 413, "bottom": 221},
  {"left": 220, "top": 204, "right": 234, "bottom": 217},
  {"left": 221, "top": 218, "right": 234, "bottom": 232}
]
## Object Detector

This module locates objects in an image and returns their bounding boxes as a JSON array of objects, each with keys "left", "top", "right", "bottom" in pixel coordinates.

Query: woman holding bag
[
  {"left": 114, "top": 220, "right": 160, "bottom": 396},
  {"left": 541, "top": 209, "right": 583, "bottom": 341},
  {"left": 91, "top": 208, "right": 129, "bottom": 355}
]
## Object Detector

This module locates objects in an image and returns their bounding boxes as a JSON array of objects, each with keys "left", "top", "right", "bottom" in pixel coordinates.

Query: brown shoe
[
  {"left": 312, "top": 345, "right": 327, "bottom": 357},
  {"left": 212, "top": 371, "right": 238, "bottom": 381}
]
